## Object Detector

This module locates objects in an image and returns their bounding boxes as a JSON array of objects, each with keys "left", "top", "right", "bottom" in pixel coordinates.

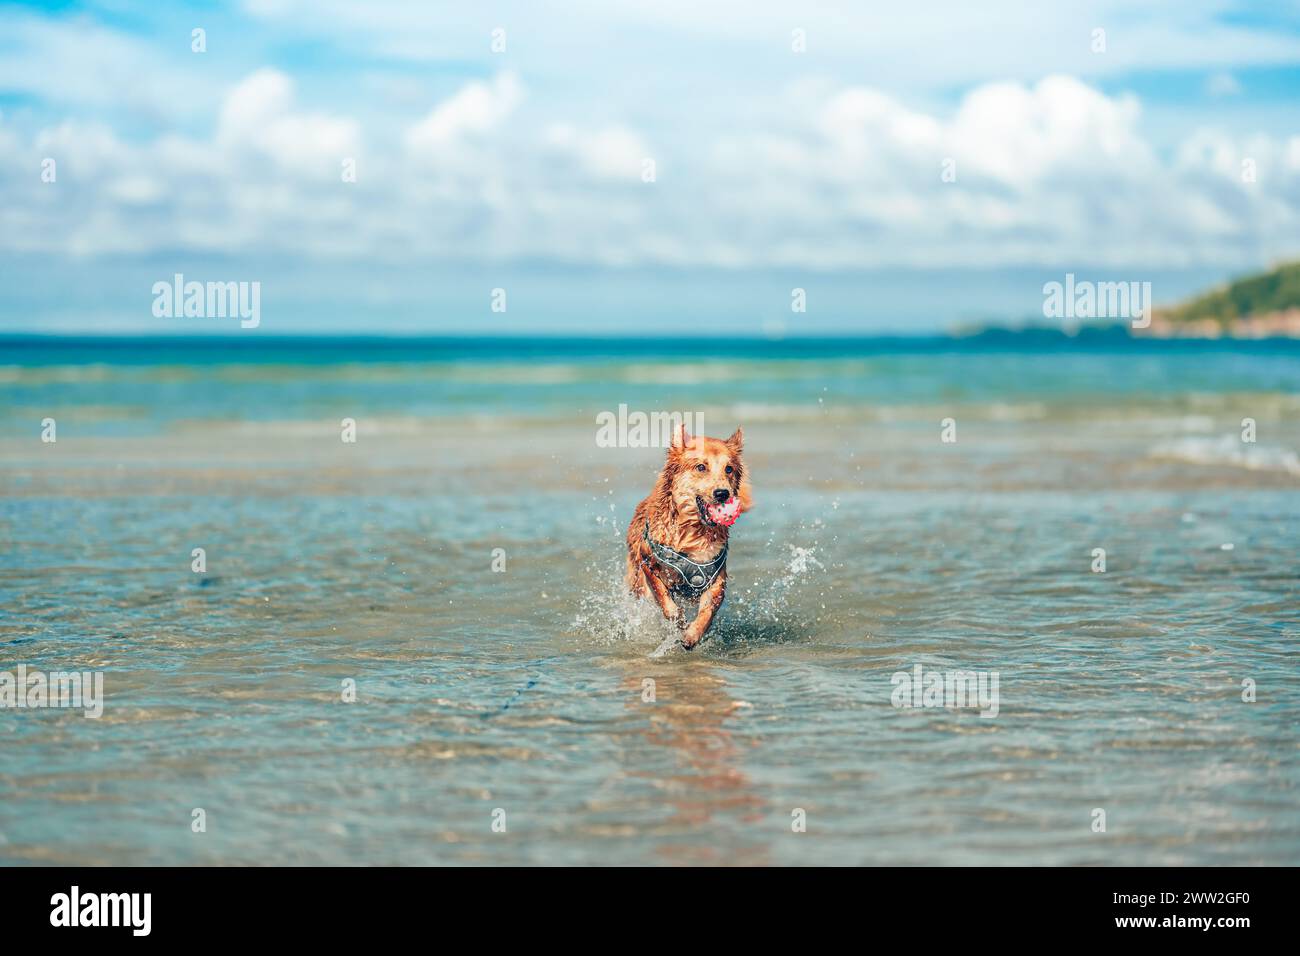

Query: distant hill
[{"left": 1146, "top": 262, "right": 1300, "bottom": 338}]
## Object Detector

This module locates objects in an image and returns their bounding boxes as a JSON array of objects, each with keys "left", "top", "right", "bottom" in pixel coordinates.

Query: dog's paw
[{"left": 679, "top": 630, "right": 702, "bottom": 649}]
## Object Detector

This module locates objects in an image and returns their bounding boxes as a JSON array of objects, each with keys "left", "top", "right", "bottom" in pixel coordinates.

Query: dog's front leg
[
  {"left": 680, "top": 571, "right": 726, "bottom": 649},
  {"left": 642, "top": 565, "right": 683, "bottom": 626}
]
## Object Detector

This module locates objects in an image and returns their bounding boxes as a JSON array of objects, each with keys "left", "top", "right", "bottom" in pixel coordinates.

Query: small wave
[
  {"left": 618, "top": 362, "right": 773, "bottom": 384},
  {"left": 1150, "top": 435, "right": 1300, "bottom": 475},
  {"left": 0, "top": 364, "right": 196, "bottom": 385},
  {"left": 725, "top": 402, "right": 838, "bottom": 423}
]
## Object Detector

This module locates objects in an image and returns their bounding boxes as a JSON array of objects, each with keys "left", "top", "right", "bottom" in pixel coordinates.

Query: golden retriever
[{"left": 625, "top": 424, "right": 752, "bottom": 649}]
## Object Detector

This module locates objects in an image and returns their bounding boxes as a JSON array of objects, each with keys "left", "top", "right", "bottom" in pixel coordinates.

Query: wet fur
[{"left": 625, "top": 424, "right": 752, "bottom": 649}]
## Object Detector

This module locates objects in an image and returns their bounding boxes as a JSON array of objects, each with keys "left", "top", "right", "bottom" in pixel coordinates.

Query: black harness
[{"left": 643, "top": 521, "right": 727, "bottom": 598}]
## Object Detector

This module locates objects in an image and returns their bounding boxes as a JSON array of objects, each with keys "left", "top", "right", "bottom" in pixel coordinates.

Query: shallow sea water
[{"left": 1, "top": 338, "right": 1297, "bottom": 864}]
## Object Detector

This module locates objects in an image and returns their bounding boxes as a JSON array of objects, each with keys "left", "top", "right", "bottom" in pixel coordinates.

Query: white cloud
[
  {"left": 238, "top": 0, "right": 1300, "bottom": 88},
  {"left": 405, "top": 72, "right": 522, "bottom": 152},
  {"left": 1, "top": 69, "right": 1296, "bottom": 270},
  {"left": 1205, "top": 71, "right": 1243, "bottom": 97},
  {"left": 946, "top": 77, "right": 1150, "bottom": 182},
  {"left": 219, "top": 69, "right": 360, "bottom": 178},
  {"left": 0, "top": 12, "right": 216, "bottom": 122},
  {"left": 545, "top": 123, "right": 650, "bottom": 181}
]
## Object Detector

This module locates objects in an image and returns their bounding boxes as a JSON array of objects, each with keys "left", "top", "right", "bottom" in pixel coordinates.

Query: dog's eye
[
  {"left": 695, "top": 463, "right": 706, "bottom": 472},
  {"left": 725, "top": 465, "right": 734, "bottom": 475}
]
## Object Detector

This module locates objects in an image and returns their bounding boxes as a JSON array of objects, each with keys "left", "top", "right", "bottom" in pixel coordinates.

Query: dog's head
[{"left": 663, "top": 423, "right": 752, "bottom": 527}]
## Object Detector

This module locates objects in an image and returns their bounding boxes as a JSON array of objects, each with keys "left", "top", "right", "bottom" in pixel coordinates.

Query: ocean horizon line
[{"left": 3, "top": 328, "right": 1300, "bottom": 360}]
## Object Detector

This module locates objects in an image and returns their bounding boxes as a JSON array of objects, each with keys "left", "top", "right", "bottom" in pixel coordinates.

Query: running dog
[{"left": 625, "top": 424, "right": 751, "bottom": 649}]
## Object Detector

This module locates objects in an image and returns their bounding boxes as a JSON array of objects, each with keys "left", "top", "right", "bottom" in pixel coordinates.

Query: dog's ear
[
  {"left": 726, "top": 426, "right": 744, "bottom": 452},
  {"left": 669, "top": 422, "right": 691, "bottom": 455}
]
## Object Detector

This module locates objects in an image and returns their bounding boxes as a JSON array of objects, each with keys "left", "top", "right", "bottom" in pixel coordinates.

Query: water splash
[
  {"left": 571, "top": 539, "right": 824, "bottom": 657},
  {"left": 571, "top": 557, "right": 680, "bottom": 648},
  {"left": 724, "top": 544, "right": 825, "bottom": 629}
]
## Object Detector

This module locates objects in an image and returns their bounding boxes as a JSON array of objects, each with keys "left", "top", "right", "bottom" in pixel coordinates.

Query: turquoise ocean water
[{"left": 1, "top": 335, "right": 1297, "bottom": 864}]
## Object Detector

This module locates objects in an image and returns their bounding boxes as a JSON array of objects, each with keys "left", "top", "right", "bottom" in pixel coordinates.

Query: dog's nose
[{"left": 712, "top": 488, "right": 732, "bottom": 504}]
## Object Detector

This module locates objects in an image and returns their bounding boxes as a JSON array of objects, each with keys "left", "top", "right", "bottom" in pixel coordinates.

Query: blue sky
[{"left": 1, "top": 0, "right": 1298, "bottom": 334}]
